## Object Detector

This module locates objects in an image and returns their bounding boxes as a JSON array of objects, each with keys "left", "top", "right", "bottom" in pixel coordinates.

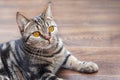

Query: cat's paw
[{"left": 79, "top": 61, "right": 99, "bottom": 73}]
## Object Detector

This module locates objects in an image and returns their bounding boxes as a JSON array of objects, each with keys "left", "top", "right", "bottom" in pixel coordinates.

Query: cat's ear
[
  {"left": 16, "top": 12, "right": 29, "bottom": 34},
  {"left": 42, "top": 2, "right": 53, "bottom": 19}
]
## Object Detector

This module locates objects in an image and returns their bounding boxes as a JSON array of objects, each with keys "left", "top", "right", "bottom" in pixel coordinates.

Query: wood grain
[{"left": 0, "top": 0, "right": 120, "bottom": 80}]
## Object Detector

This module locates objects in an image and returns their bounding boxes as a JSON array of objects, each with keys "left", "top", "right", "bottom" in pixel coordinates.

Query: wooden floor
[{"left": 0, "top": 0, "right": 120, "bottom": 80}]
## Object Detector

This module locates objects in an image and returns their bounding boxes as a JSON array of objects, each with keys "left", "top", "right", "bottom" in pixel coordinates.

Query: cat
[{"left": 0, "top": 2, "right": 99, "bottom": 80}]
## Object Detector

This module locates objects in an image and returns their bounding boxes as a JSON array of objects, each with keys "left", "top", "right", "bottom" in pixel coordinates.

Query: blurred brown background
[{"left": 0, "top": 0, "right": 120, "bottom": 80}]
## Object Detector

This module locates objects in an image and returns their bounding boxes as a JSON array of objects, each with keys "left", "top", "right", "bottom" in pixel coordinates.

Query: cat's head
[{"left": 16, "top": 3, "right": 58, "bottom": 48}]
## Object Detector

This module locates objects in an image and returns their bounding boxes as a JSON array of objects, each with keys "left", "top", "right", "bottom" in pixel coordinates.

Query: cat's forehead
[
  {"left": 24, "top": 15, "right": 56, "bottom": 33},
  {"left": 32, "top": 16, "right": 44, "bottom": 24},
  {"left": 24, "top": 17, "right": 46, "bottom": 33},
  {"left": 33, "top": 15, "right": 53, "bottom": 25},
  {"left": 25, "top": 16, "right": 43, "bottom": 29}
]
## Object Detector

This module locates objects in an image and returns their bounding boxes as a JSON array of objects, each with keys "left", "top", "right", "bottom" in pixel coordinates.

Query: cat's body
[
  {"left": 0, "top": 38, "right": 69, "bottom": 80},
  {"left": 0, "top": 2, "right": 98, "bottom": 80}
]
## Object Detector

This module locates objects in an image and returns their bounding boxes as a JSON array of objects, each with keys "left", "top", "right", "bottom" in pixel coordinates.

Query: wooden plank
[{"left": 0, "top": 0, "right": 120, "bottom": 80}]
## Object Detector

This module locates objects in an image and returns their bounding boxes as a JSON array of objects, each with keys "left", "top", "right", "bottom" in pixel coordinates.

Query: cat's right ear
[{"left": 16, "top": 12, "right": 29, "bottom": 34}]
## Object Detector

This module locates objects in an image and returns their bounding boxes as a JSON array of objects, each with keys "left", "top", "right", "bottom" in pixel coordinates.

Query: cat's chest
[
  {"left": 29, "top": 66, "right": 40, "bottom": 75},
  {"left": 27, "top": 64, "right": 50, "bottom": 79}
]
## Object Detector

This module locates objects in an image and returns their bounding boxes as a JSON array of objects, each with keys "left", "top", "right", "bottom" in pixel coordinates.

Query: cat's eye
[
  {"left": 32, "top": 31, "right": 40, "bottom": 37},
  {"left": 48, "top": 26, "right": 54, "bottom": 32}
]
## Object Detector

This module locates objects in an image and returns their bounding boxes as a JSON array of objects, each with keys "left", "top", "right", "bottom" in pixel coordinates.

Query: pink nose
[
  {"left": 44, "top": 34, "right": 51, "bottom": 44},
  {"left": 40, "top": 34, "right": 51, "bottom": 44},
  {"left": 44, "top": 35, "right": 51, "bottom": 44},
  {"left": 44, "top": 34, "right": 51, "bottom": 40}
]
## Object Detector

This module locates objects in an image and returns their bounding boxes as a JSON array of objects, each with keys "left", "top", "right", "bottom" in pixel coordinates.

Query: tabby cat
[{"left": 0, "top": 2, "right": 98, "bottom": 80}]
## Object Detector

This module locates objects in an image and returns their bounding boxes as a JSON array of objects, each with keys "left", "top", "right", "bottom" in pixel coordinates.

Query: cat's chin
[
  {"left": 30, "top": 41, "right": 54, "bottom": 49},
  {"left": 35, "top": 38, "right": 56, "bottom": 48}
]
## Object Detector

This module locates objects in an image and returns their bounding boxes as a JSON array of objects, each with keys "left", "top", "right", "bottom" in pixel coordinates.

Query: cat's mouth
[{"left": 31, "top": 37, "right": 55, "bottom": 48}]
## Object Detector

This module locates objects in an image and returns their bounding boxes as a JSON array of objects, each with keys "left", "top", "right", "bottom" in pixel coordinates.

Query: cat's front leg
[{"left": 62, "top": 51, "right": 99, "bottom": 73}]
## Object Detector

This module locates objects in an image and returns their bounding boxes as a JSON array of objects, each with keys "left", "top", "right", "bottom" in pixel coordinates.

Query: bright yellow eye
[
  {"left": 48, "top": 26, "right": 54, "bottom": 32},
  {"left": 32, "top": 31, "right": 40, "bottom": 37}
]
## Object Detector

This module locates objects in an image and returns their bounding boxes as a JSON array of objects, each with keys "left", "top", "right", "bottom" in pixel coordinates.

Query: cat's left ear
[
  {"left": 16, "top": 12, "right": 29, "bottom": 34},
  {"left": 42, "top": 2, "right": 53, "bottom": 19}
]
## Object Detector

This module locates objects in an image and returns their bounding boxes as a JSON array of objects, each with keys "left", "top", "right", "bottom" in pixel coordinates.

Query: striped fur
[{"left": 0, "top": 2, "right": 98, "bottom": 80}]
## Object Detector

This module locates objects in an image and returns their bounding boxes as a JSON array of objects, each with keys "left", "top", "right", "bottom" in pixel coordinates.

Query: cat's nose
[
  {"left": 44, "top": 35, "right": 51, "bottom": 40},
  {"left": 45, "top": 36, "right": 51, "bottom": 44},
  {"left": 45, "top": 34, "right": 51, "bottom": 40},
  {"left": 46, "top": 36, "right": 51, "bottom": 40},
  {"left": 42, "top": 34, "right": 51, "bottom": 43}
]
